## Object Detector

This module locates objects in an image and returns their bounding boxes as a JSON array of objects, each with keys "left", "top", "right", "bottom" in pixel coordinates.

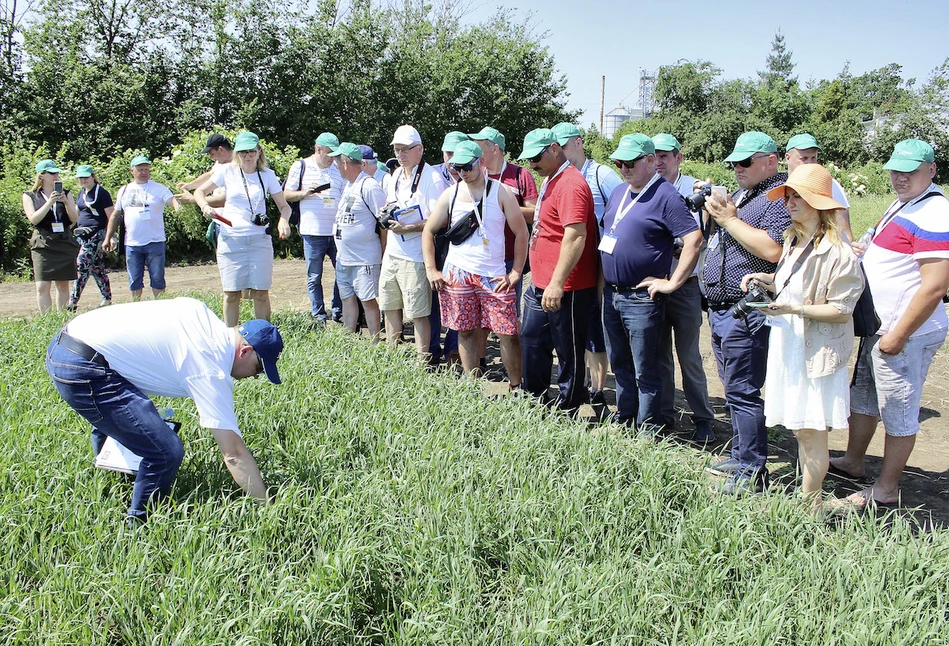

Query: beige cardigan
[{"left": 778, "top": 235, "right": 865, "bottom": 378}]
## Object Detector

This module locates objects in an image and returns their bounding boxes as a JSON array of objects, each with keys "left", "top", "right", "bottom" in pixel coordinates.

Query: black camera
[
  {"left": 729, "top": 280, "right": 772, "bottom": 319},
  {"left": 685, "top": 185, "right": 713, "bottom": 212},
  {"left": 251, "top": 213, "right": 269, "bottom": 226},
  {"left": 377, "top": 203, "right": 399, "bottom": 228},
  {"left": 73, "top": 226, "right": 96, "bottom": 240}
]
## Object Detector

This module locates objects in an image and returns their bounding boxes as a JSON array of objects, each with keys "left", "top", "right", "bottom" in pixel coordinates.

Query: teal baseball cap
[
  {"left": 517, "top": 128, "right": 558, "bottom": 161},
  {"left": 468, "top": 126, "right": 506, "bottom": 150},
  {"left": 130, "top": 155, "right": 151, "bottom": 167},
  {"left": 35, "top": 159, "right": 62, "bottom": 174},
  {"left": 724, "top": 131, "right": 777, "bottom": 163},
  {"left": 450, "top": 140, "right": 483, "bottom": 166},
  {"left": 441, "top": 131, "right": 469, "bottom": 153},
  {"left": 233, "top": 131, "right": 260, "bottom": 152},
  {"left": 883, "top": 138, "right": 935, "bottom": 172},
  {"left": 652, "top": 133, "right": 681, "bottom": 152},
  {"left": 610, "top": 134, "right": 655, "bottom": 161},
  {"left": 75, "top": 164, "right": 94, "bottom": 178},
  {"left": 551, "top": 122, "right": 582, "bottom": 145},
  {"left": 786, "top": 133, "right": 820, "bottom": 151},
  {"left": 315, "top": 132, "right": 340, "bottom": 150},
  {"left": 328, "top": 142, "right": 363, "bottom": 162}
]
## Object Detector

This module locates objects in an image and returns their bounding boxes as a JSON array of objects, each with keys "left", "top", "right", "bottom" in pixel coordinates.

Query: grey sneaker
[
  {"left": 705, "top": 457, "right": 741, "bottom": 476},
  {"left": 719, "top": 471, "right": 768, "bottom": 496}
]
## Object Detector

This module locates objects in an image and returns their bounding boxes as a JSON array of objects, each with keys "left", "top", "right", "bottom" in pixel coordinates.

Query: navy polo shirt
[{"left": 600, "top": 177, "right": 698, "bottom": 287}]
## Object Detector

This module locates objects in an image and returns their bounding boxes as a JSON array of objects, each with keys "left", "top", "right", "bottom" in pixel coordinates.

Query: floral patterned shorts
[{"left": 439, "top": 262, "right": 518, "bottom": 335}]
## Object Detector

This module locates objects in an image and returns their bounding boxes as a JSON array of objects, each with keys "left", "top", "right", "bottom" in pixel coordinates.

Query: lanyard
[
  {"left": 240, "top": 168, "right": 266, "bottom": 214},
  {"left": 534, "top": 160, "right": 570, "bottom": 222},
  {"left": 485, "top": 160, "right": 507, "bottom": 181},
  {"left": 773, "top": 237, "right": 816, "bottom": 301},
  {"left": 81, "top": 185, "right": 100, "bottom": 215},
  {"left": 608, "top": 173, "right": 660, "bottom": 236},
  {"left": 869, "top": 188, "right": 942, "bottom": 241},
  {"left": 39, "top": 189, "right": 62, "bottom": 222}
]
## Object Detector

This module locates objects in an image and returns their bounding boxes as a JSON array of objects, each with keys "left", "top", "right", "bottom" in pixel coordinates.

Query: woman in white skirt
[
  {"left": 194, "top": 131, "right": 292, "bottom": 325},
  {"left": 740, "top": 164, "right": 863, "bottom": 506}
]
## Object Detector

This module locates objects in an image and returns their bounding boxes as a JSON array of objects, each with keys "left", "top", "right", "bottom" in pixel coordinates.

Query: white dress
[{"left": 764, "top": 261, "right": 850, "bottom": 431}]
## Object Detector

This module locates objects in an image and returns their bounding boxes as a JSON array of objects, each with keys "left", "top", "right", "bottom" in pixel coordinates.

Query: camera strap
[
  {"left": 240, "top": 168, "right": 267, "bottom": 217},
  {"left": 771, "top": 236, "right": 815, "bottom": 301},
  {"left": 395, "top": 160, "right": 426, "bottom": 201}
]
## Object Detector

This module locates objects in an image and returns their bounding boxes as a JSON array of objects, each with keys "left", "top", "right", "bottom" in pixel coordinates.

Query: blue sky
[{"left": 501, "top": 0, "right": 949, "bottom": 126}]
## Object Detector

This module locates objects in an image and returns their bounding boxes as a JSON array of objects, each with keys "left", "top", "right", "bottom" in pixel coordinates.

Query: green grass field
[{"left": 2, "top": 301, "right": 948, "bottom": 644}]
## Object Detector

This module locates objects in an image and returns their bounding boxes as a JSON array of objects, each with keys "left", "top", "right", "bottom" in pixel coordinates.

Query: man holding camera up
[
  {"left": 653, "top": 133, "right": 715, "bottom": 442},
  {"left": 379, "top": 125, "right": 449, "bottom": 359},
  {"left": 283, "top": 132, "right": 345, "bottom": 323},
  {"left": 701, "top": 131, "right": 791, "bottom": 494},
  {"left": 601, "top": 134, "right": 702, "bottom": 432}
]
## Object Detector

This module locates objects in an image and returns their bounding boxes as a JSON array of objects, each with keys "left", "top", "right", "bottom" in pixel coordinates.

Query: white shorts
[
  {"left": 337, "top": 263, "right": 381, "bottom": 302},
  {"left": 217, "top": 232, "right": 274, "bottom": 292}
]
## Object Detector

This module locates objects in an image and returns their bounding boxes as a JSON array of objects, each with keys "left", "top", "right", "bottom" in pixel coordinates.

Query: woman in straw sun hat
[{"left": 740, "top": 163, "right": 864, "bottom": 508}]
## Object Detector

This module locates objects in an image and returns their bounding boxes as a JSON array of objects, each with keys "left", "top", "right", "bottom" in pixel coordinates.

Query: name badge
[
  {"left": 482, "top": 237, "right": 490, "bottom": 248},
  {"left": 51, "top": 222, "right": 65, "bottom": 233},
  {"left": 323, "top": 196, "right": 336, "bottom": 207},
  {"left": 598, "top": 233, "right": 618, "bottom": 254},
  {"left": 765, "top": 315, "right": 791, "bottom": 329},
  {"left": 707, "top": 232, "right": 720, "bottom": 250},
  {"left": 127, "top": 206, "right": 151, "bottom": 221}
]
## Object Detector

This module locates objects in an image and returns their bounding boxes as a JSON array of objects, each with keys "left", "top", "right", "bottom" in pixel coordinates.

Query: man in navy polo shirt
[
  {"left": 600, "top": 134, "right": 702, "bottom": 432},
  {"left": 652, "top": 133, "right": 715, "bottom": 442},
  {"left": 701, "top": 131, "right": 791, "bottom": 494}
]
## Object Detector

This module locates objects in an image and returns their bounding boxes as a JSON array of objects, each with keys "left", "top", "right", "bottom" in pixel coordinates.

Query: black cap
[
  {"left": 385, "top": 157, "right": 398, "bottom": 171},
  {"left": 202, "top": 133, "right": 230, "bottom": 153}
]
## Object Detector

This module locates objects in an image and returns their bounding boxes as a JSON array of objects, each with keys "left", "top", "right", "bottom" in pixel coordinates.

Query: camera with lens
[
  {"left": 73, "top": 226, "right": 96, "bottom": 240},
  {"left": 685, "top": 185, "right": 713, "bottom": 212},
  {"left": 377, "top": 203, "right": 399, "bottom": 228},
  {"left": 251, "top": 212, "right": 269, "bottom": 226},
  {"left": 729, "top": 280, "right": 772, "bottom": 319}
]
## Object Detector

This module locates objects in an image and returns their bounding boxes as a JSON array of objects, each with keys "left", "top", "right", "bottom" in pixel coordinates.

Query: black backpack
[{"left": 282, "top": 159, "right": 306, "bottom": 227}]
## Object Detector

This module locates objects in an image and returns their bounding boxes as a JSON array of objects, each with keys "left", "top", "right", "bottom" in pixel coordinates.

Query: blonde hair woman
[
  {"left": 194, "top": 131, "right": 292, "bottom": 325},
  {"left": 740, "top": 164, "right": 863, "bottom": 506},
  {"left": 23, "top": 159, "right": 79, "bottom": 312}
]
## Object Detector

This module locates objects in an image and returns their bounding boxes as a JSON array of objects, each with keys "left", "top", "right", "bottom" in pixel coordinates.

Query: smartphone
[
  {"left": 53, "top": 181, "right": 63, "bottom": 193},
  {"left": 311, "top": 182, "right": 331, "bottom": 194}
]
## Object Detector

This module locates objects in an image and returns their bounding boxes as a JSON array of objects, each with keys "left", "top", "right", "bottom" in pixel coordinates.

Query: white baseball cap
[{"left": 391, "top": 125, "right": 422, "bottom": 146}]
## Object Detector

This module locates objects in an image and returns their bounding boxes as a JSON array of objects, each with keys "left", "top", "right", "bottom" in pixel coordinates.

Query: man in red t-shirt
[{"left": 516, "top": 128, "right": 598, "bottom": 411}]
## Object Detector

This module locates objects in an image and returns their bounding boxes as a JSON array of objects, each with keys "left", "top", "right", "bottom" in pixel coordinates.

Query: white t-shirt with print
[
  {"left": 284, "top": 158, "right": 343, "bottom": 237},
  {"left": 335, "top": 173, "right": 387, "bottom": 266},
  {"left": 863, "top": 185, "right": 949, "bottom": 337},
  {"left": 115, "top": 180, "right": 174, "bottom": 247},
  {"left": 66, "top": 297, "right": 242, "bottom": 435},
  {"left": 384, "top": 162, "right": 448, "bottom": 262},
  {"left": 210, "top": 164, "right": 283, "bottom": 237}
]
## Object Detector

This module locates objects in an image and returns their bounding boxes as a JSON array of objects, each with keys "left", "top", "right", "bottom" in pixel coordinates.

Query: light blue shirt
[{"left": 579, "top": 159, "right": 623, "bottom": 232}]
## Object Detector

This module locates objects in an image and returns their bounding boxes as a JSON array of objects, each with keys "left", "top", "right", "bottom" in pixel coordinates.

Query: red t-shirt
[
  {"left": 488, "top": 163, "right": 539, "bottom": 260},
  {"left": 529, "top": 164, "right": 598, "bottom": 291}
]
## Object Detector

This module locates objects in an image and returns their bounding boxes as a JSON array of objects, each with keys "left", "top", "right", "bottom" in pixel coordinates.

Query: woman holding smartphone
[
  {"left": 194, "top": 131, "right": 292, "bottom": 326},
  {"left": 740, "top": 164, "right": 863, "bottom": 507},
  {"left": 23, "top": 159, "right": 79, "bottom": 312}
]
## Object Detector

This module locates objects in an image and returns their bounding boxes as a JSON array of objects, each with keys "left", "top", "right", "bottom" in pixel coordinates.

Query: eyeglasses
[
  {"left": 237, "top": 149, "right": 259, "bottom": 156},
  {"left": 613, "top": 157, "right": 643, "bottom": 170},
  {"left": 451, "top": 160, "right": 478, "bottom": 173},
  {"left": 394, "top": 144, "right": 420, "bottom": 155},
  {"left": 729, "top": 153, "right": 770, "bottom": 169},
  {"left": 528, "top": 146, "right": 550, "bottom": 163}
]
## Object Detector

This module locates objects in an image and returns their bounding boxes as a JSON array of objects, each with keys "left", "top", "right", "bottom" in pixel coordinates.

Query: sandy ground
[{"left": 6, "top": 257, "right": 949, "bottom": 525}]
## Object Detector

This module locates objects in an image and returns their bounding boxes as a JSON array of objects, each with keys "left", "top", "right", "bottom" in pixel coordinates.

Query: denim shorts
[
  {"left": 126, "top": 241, "right": 166, "bottom": 291},
  {"left": 850, "top": 328, "right": 947, "bottom": 436}
]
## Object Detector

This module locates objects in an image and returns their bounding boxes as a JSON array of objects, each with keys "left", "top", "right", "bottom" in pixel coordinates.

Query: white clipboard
[{"left": 94, "top": 420, "right": 181, "bottom": 475}]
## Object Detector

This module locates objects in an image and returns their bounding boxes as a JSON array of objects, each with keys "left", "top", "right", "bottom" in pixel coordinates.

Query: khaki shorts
[{"left": 378, "top": 255, "right": 431, "bottom": 319}]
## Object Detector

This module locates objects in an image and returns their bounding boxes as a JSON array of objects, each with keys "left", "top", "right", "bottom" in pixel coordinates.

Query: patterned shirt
[{"left": 700, "top": 172, "right": 791, "bottom": 306}]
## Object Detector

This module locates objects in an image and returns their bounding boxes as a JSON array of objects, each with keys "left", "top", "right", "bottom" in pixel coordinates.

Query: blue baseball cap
[
  {"left": 358, "top": 145, "right": 377, "bottom": 161},
  {"left": 239, "top": 320, "right": 284, "bottom": 384}
]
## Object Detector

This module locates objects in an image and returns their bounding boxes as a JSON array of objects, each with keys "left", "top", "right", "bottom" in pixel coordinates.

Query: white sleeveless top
[{"left": 445, "top": 179, "right": 506, "bottom": 277}]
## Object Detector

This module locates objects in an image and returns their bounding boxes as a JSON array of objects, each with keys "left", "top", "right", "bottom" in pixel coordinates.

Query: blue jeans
[
  {"left": 428, "top": 289, "right": 458, "bottom": 360},
  {"left": 302, "top": 235, "right": 342, "bottom": 318},
  {"left": 46, "top": 335, "right": 184, "bottom": 521},
  {"left": 659, "top": 280, "right": 714, "bottom": 424},
  {"left": 520, "top": 284, "right": 593, "bottom": 411},
  {"left": 126, "top": 241, "right": 166, "bottom": 291},
  {"left": 603, "top": 286, "right": 666, "bottom": 427},
  {"left": 708, "top": 308, "right": 770, "bottom": 474}
]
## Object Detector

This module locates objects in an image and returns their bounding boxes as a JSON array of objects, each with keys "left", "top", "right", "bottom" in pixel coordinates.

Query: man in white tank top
[{"left": 421, "top": 141, "right": 529, "bottom": 388}]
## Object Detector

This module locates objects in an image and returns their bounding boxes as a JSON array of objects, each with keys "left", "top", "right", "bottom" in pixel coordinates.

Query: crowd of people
[{"left": 35, "top": 124, "right": 949, "bottom": 520}]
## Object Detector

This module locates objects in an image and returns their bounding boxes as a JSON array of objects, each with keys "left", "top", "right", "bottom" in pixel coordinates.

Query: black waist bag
[
  {"left": 853, "top": 265, "right": 880, "bottom": 337},
  {"left": 445, "top": 180, "right": 493, "bottom": 246}
]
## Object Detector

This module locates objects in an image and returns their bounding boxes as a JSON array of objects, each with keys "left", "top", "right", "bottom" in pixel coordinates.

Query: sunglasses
[
  {"left": 451, "top": 160, "right": 478, "bottom": 173},
  {"left": 528, "top": 146, "right": 550, "bottom": 163},
  {"left": 729, "top": 153, "right": 770, "bottom": 169},
  {"left": 613, "top": 157, "right": 643, "bottom": 170}
]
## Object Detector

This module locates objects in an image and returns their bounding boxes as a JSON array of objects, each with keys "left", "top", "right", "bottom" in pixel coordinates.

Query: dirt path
[{"left": 6, "top": 258, "right": 948, "bottom": 525}]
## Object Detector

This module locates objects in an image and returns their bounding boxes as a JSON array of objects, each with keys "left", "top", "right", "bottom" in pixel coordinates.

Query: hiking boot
[{"left": 590, "top": 390, "right": 607, "bottom": 406}]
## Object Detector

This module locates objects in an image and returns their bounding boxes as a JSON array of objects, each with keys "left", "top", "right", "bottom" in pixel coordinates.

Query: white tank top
[{"left": 445, "top": 179, "right": 506, "bottom": 277}]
